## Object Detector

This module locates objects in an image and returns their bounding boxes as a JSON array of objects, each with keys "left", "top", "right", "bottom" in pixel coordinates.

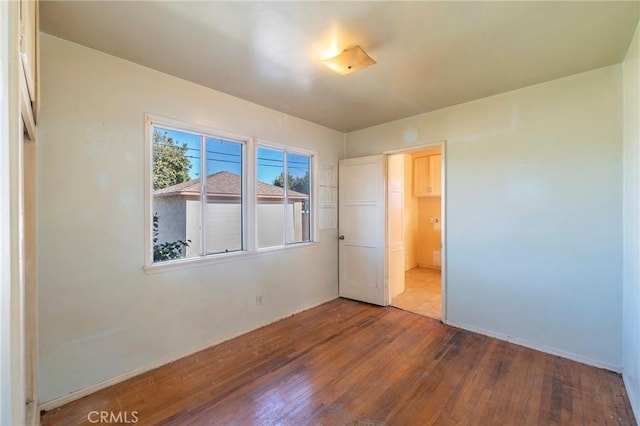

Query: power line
[{"left": 155, "top": 144, "right": 308, "bottom": 166}]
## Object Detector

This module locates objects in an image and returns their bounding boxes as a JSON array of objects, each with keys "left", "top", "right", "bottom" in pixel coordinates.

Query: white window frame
[
  {"left": 144, "top": 114, "right": 250, "bottom": 269},
  {"left": 255, "top": 140, "right": 316, "bottom": 250},
  {"left": 144, "top": 115, "right": 318, "bottom": 274}
]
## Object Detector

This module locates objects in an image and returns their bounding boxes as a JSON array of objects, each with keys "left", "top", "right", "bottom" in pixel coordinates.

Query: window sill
[{"left": 143, "top": 241, "right": 320, "bottom": 275}]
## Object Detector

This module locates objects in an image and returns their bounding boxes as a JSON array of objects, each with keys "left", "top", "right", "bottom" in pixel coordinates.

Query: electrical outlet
[{"left": 256, "top": 295, "right": 263, "bottom": 306}]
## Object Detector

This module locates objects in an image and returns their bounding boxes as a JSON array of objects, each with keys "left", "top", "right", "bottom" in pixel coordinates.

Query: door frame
[{"left": 384, "top": 141, "right": 447, "bottom": 321}]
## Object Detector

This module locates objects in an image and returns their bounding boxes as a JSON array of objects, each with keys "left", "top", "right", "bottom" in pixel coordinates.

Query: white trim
[
  {"left": 145, "top": 114, "right": 251, "bottom": 267},
  {"left": 143, "top": 240, "right": 320, "bottom": 274},
  {"left": 383, "top": 154, "right": 389, "bottom": 306},
  {"left": 310, "top": 153, "right": 318, "bottom": 242},
  {"left": 255, "top": 138, "right": 317, "bottom": 157},
  {"left": 199, "top": 134, "right": 207, "bottom": 255},
  {"left": 383, "top": 140, "right": 446, "bottom": 155},
  {"left": 39, "top": 295, "right": 339, "bottom": 412},
  {"left": 2, "top": 2, "right": 28, "bottom": 424},
  {"left": 25, "top": 400, "right": 37, "bottom": 426},
  {"left": 143, "top": 116, "right": 153, "bottom": 267},
  {"left": 445, "top": 318, "right": 622, "bottom": 373},
  {"left": 282, "top": 151, "right": 288, "bottom": 245},
  {"left": 0, "top": 3, "right": 13, "bottom": 424},
  {"left": 14, "top": 104, "right": 26, "bottom": 426},
  {"left": 245, "top": 138, "right": 256, "bottom": 251},
  {"left": 18, "top": 64, "right": 34, "bottom": 141},
  {"left": 145, "top": 113, "right": 250, "bottom": 145},
  {"left": 255, "top": 140, "right": 318, "bottom": 245},
  {"left": 623, "top": 372, "right": 640, "bottom": 423},
  {"left": 440, "top": 141, "right": 447, "bottom": 322},
  {"left": 32, "top": 0, "right": 39, "bottom": 123}
]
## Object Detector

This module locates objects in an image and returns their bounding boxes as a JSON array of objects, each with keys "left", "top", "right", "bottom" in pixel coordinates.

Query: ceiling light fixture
[{"left": 322, "top": 45, "right": 376, "bottom": 75}]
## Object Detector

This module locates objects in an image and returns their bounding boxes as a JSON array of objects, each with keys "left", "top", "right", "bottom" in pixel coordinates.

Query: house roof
[{"left": 154, "top": 171, "right": 308, "bottom": 201}]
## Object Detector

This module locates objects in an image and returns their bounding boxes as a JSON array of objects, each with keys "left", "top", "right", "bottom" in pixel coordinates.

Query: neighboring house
[{"left": 154, "top": 171, "right": 310, "bottom": 255}]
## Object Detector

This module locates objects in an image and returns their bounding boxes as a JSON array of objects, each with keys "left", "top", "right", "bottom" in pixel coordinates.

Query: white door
[
  {"left": 387, "top": 154, "right": 405, "bottom": 299},
  {"left": 338, "top": 155, "right": 387, "bottom": 306}
]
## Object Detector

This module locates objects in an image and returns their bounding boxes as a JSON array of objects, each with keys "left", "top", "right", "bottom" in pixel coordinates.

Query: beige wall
[
  {"left": 623, "top": 20, "right": 640, "bottom": 419},
  {"left": 347, "top": 65, "right": 623, "bottom": 369},
  {"left": 37, "top": 34, "right": 344, "bottom": 403},
  {"left": 23, "top": 134, "right": 36, "bottom": 413}
]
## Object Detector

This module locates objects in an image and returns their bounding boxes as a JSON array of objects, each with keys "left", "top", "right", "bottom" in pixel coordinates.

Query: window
[
  {"left": 151, "top": 125, "right": 245, "bottom": 263},
  {"left": 257, "top": 146, "right": 312, "bottom": 248},
  {"left": 146, "top": 116, "right": 316, "bottom": 269}
]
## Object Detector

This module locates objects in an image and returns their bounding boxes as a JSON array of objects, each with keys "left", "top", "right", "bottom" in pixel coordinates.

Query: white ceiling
[{"left": 40, "top": 1, "right": 639, "bottom": 132}]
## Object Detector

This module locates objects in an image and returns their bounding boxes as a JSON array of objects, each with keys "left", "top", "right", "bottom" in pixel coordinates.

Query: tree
[
  {"left": 152, "top": 212, "right": 190, "bottom": 262},
  {"left": 273, "top": 172, "right": 309, "bottom": 194},
  {"left": 152, "top": 131, "right": 192, "bottom": 261},
  {"left": 153, "top": 131, "right": 191, "bottom": 190}
]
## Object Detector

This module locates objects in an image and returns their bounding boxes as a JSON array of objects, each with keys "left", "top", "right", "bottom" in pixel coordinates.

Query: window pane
[
  {"left": 257, "top": 147, "right": 284, "bottom": 248},
  {"left": 205, "top": 137, "right": 243, "bottom": 254},
  {"left": 152, "top": 128, "right": 201, "bottom": 262},
  {"left": 286, "top": 153, "right": 311, "bottom": 244}
]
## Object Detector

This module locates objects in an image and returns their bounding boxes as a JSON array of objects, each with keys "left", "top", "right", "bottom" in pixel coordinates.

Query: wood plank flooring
[
  {"left": 41, "top": 298, "right": 636, "bottom": 425},
  {"left": 392, "top": 267, "right": 442, "bottom": 319}
]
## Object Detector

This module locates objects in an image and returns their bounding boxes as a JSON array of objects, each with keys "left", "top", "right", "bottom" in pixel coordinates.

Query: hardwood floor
[
  {"left": 41, "top": 298, "right": 635, "bottom": 425},
  {"left": 392, "top": 267, "right": 442, "bottom": 319}
]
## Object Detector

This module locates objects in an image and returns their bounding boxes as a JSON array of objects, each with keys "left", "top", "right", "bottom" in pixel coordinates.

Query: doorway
[{"left": 387, "top": 145, "right": 444, "bottom": 320}]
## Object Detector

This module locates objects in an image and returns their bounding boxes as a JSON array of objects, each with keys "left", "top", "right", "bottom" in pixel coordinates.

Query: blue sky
[{"left": 156, "top": 128, "right": 309, "bottom": 186}]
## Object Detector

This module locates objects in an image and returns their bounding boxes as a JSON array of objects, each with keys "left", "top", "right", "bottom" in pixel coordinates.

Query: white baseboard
[
  {"left": 39, "top": 295, "right": 339, "bottom": 412},
  {"left": 444, "top": 319, "right": 622, "bottom": 373},
  {"left": 623, "top": 372, "right": 640, "bottom": 424}
]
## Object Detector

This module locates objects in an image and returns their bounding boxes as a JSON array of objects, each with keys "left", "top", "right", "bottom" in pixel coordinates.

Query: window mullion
[
  {"left": 146, "top": 122, "right": 154, "bottom": 266},
  {"left": 200, "top": 135, "right": 207, "bottom": 256},
  {"left": 245, "top": 140, "right": 255, "bottom": 251},
  {"left": 283, "top": 151, "right": 288, "bottom": 246}
]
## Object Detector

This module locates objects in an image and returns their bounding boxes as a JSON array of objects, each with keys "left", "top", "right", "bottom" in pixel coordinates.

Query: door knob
[{"left": 339, "top": 235, "right": 345, "bottom": 240}]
